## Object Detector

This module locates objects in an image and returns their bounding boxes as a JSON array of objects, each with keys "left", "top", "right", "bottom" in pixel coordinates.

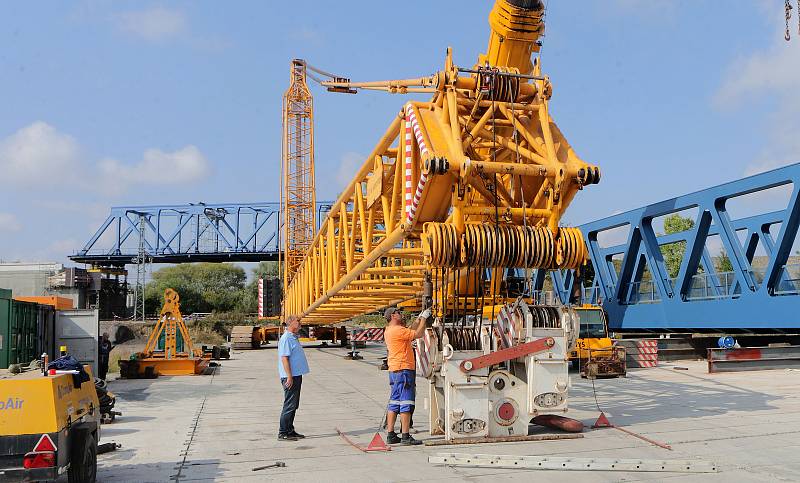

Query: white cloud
[
  {"left": 715, "top": 40, "right": 800, "bottom": 108},
  {"left": 743, "top": 154, "right": 800, "bottom": 177},
  {"left": 289, "top": 27, "right": 324, "bottom": 46},
  {"left": 334, "top": 152, "right": 364, "bottom": 197},
  {"left": 0, "top": 121, "right": 213, "bottom": 263},
  {"left": 48, "top": 238, "right": 79, "bottom": 256},
  {"left": 0, "top": 122, "right": 80, "bottom": 185},
  {"left": 0, "top": 213, "right": 21, "bottom": 232},
  {"left": 115, "top": 6, "right": 187, "bottom": 42},
  {"left": 0, "top": 122, "right": 212, "bottom": 195},
  {"left": 98, "top": 145, "right": 211, "bottom": 193},
  {"left": 714, "top": 30, "right": 800, "bottom": 175}
]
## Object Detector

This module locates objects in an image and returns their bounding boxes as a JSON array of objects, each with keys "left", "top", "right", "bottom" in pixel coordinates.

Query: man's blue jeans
[{"left": 279, "top": 375, "right": 302, "bottom": 435}]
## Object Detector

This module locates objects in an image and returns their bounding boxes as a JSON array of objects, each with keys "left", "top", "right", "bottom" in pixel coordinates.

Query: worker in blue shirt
[{"left": 278, "top": 314, "right": 310, "bottom": 441}]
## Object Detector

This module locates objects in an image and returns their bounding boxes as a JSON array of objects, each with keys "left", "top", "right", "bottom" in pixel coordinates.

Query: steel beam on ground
[
  {"left": 429, "top": 453, "right": 718, "bottom": 473},
  {"left": 707, "top": 345, "right": 800, "bottom": 373}
]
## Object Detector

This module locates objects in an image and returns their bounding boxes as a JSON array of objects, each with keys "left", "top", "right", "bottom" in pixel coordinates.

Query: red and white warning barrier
[
  {"left": 351, "top": 328, "right": 385, "bottom": 342},
  {"left": 257, "top": 278, "right": 264, "bottom": 318},
  {"left": 626, "top": 340, "right": 658, "bottom": 368}
]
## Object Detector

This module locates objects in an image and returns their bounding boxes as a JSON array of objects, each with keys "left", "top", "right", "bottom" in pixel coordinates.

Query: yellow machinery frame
[
  {"left": 137, "top": 288, "right": 209, "bottom": 376},
  {"left": 286, "top": 0, "right": 599, "bottom": 325}
]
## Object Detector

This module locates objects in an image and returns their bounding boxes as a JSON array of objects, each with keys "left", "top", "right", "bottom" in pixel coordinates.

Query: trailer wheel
[{"left": 69, "top": 431, "right": 97, "bottom": 483}]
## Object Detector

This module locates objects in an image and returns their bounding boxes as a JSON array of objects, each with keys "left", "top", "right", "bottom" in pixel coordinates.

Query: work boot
[
  {"left": 288, "top": 431, "right": 305, "bottom": 439},
  {"left": 401, "top": 433, "right": 422, "bottom": 445},
  {"left": 386, "top": 431, "right": 401, "bottom": 444},
  {"left": 277, "top": 434, "right": 298, "bottom": 441}
]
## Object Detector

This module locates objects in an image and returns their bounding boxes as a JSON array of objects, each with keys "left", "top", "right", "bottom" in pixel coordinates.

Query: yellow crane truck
[
  {"left": 0, "top": 366, "right": 99, "bottom": 482},
  {"left": 571, "top": 305, "right": 626, "bottom": 379}
]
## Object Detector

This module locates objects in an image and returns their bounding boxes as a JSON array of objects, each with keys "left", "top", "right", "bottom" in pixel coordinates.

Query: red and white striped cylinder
[
  {"left": 403, "top": 119, "right": 414, "bottom": 220},
  {"left": 403, "top": 103, "right": 430, "bottom": 226},
  {"left": 257, "top": 278, "right": 264, "bottom": 318}
]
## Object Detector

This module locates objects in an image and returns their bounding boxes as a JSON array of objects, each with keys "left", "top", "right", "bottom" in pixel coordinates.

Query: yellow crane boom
[{"left": 286, "top": 0, "right": 599, "bottom": 325}]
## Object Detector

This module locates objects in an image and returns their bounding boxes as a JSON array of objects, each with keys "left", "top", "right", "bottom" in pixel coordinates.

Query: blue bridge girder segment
[
  {"left": 550, "top": 162, "right": 800, "bottom": 331},
  {"left": 71, "top": 202, "right": 332, "bottom": 266}
]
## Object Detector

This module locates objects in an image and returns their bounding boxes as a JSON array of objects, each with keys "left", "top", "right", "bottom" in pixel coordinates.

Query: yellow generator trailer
[
  {"left": 0, "top": 367, "right": 100, "bottom": 482},
  {"left": 571, "top": 305, "right": 626, "bottom": 379}
]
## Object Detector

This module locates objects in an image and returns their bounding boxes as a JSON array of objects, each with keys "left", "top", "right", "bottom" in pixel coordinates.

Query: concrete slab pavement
[{"left": 96, "top": 343, "right": 800, "bottom": 482}]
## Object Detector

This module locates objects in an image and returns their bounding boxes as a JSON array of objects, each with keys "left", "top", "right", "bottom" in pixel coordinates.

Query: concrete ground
[{"left": 96, "top": 344, "right": 800, "bottom": 482}]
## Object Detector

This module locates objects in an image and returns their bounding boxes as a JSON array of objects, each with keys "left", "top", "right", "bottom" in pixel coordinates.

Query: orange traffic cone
[
  {"left": 592, "top": 412, "right": 613, "bottom": 429},
  {"left": 336, "top": 427, "right": 392, "bottom": 453},
  {"left": 365, "top": 432, "right": 391, "bottom": 452}
]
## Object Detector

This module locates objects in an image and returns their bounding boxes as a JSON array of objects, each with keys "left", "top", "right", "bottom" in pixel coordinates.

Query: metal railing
[{"left": 620, "top": 263, "right": 800, "bottom": 304}]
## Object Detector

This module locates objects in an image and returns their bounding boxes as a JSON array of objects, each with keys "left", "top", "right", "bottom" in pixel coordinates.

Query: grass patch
[
  {"left": 188, "top": 325, "right": 225, "bottom": 346},
  {"left": 108, "top": 350, "right": 132, "bottom": 374},
  {"left": 192, "top": 311, "right": 259, "bottom": 338},
  {"left": 351, "top": 313, "right": 387, "bottom": 327}
]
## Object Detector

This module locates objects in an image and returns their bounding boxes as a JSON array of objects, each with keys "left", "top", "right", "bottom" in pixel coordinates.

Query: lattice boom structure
[
  {"left": 282, "top": 59, "right": 317, "bottom": 292},
  {"left": 286, "top": 0, "right": 600, "bottom": 325}
]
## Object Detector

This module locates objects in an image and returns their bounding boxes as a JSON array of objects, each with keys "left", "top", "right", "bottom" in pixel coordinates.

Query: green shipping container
[
  {"left": 0, "top": 288, "right": 10, "bottom": 368},
  {"left": 0, "top": 289, "right": 41, "bottom": 369}
]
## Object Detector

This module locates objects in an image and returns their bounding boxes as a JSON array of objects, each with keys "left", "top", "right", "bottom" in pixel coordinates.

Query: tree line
[{"left": 144, "top": 261, "right": 278, "bottom": 315}]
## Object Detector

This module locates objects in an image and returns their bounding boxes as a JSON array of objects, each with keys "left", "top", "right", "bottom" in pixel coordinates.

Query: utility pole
[{"left": 131, "top": 212, "right": 151, "bottom": 322}]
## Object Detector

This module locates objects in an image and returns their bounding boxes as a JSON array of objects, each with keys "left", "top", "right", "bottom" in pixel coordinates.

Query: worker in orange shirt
[{"left": 383, "top": 306, "right": 431, "bottom": 445}]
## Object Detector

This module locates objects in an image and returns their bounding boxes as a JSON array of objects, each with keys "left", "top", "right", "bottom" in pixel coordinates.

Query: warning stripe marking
[
  {"left": 404, "top": 103, "right": 430, "bottom": 226},
  {"left": 257, "top": 279, "right": 264, "bottom": 318},
  {"left": 627, "top": 338, "right": 658, "bottom": 367},
  {"left": 415, "top": 329, "right": 433, "bottom": 378},
  {"left": 352, "top": 328, "right": 385, "bottom": 342},
  {"left": 404, "top": 120, "right": 414, "bottom": 218}
]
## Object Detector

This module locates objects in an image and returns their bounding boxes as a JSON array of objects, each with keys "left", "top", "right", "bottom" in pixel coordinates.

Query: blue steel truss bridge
[
  {"left": 71, "top": 202, "right": 332, "bottom": 267},
  {"left": 541, "top": 162, "right": 800, "bottom": 332}
]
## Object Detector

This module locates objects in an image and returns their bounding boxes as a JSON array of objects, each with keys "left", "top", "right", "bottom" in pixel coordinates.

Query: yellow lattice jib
[{"left": 284, "top": 0, "right": 598, "bottom": 325}]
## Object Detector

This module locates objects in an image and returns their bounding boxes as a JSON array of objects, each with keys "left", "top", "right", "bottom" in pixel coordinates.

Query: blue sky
[{"left": 0, "top": 0, "right": 798, "bottom": 264}]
